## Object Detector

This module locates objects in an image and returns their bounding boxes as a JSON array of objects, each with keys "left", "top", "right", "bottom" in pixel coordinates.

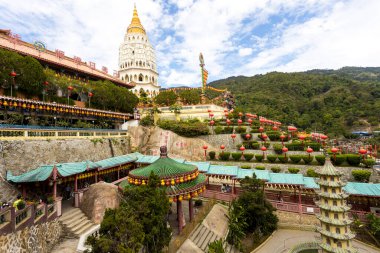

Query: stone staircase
[
  {"left": 59, "top": 208, "right": 97, "bottom": 237},
  {"left": 188, "top": 223, "right": 239, "bottom": 253}
]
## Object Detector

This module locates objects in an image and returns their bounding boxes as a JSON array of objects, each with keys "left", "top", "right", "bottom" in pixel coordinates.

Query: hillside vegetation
[{"left": 209, "top": 68, "right": 380, "bottom": 136}]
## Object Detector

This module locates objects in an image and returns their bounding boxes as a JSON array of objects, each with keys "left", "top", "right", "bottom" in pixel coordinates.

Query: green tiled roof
[
  {"left": 207, "top": 165, "right": 239, "bottom": 176},
  {"left": 318, "top": 159, "right": 342, "bottom": 176},
  {"left": 130, "top": 157, "right": 196, "bottom": 178},
  {"left": 236, "top": 169, "right": 271, "bottom": 181},
  {"left": 316, "top": 214, "right": 353, "bottom": 226},
  {"left": 344, "top": 182, "right": 380, "bottom": 197},
  {"left": 268, "top": 173, "right": 305, "bottom": 185},
  {"left": 303, "top": 177, "right": 319, "bottom": 189},
  {"left": 184, "top": 161, "right": 211, "bottom": 172},
  {"left": 95, "top": 154, "right": 137, "bottom": 170},
  {"left": 7, "top": 161, "right": 98, "bottom": 183},
  {"left": 136, "top": 155, "right": 159, "bottom": 164}
]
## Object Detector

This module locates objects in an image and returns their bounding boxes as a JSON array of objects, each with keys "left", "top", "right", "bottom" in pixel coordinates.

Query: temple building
[
  {"left": 119, "top": 5, "right": 160, "bottom": 98},
  {"left": 316, "top": 159, "right": 357, "bottom": 253}
]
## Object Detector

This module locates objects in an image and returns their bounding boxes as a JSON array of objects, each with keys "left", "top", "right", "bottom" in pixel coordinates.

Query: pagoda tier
[{"left": 316, "top": 159, "right": 358, "bottom": 253}]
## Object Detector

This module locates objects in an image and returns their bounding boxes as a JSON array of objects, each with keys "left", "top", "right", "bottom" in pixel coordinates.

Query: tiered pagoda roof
[{"left": 316, "top": 159, "right": 357, "bottom": 253}]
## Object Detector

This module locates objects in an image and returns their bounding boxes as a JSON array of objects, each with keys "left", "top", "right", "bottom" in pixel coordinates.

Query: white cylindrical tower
[{"left": 118, "top": 5, "right": 160, "bottom": 98}]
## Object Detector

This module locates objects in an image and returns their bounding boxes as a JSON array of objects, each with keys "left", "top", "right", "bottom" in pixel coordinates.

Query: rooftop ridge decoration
[
  {"left": 316, "top": 158, "right": 358, "bottom": 253},
  {"left": 127, "top": 4, "right": 146, "bottom": 35}
]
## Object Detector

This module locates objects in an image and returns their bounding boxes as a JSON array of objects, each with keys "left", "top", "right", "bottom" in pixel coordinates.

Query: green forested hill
[{"left": 209, "top": 69, "right": 380, "bottom": 136}]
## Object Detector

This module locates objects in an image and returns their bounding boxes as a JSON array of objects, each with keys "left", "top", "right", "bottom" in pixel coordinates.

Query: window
[
  {"left": 337, "top": 242, "right": 342, "bottom": 248},
  {"left": 334, "top": 213, "right": 338, "bottom": 219},
  {"left": 333, "top": 201, "right": 337, "bottom": 206},
  {"left": 332, "top": 188, "right": 336, "bottom": 194},
  {"left": 336, "top": 228, "right": 340, "bottom": 234},
  {"left": 325, "top": 211, "right": 329, "bottom": 217},
  {"left": 138, "top": 74, "right": 143, "bottom": 82},
  {"left": 326, "top": 238, "right": 331, "bottom": 245},
  {"left": 326, "top": 224, "right": 330, "bottom": 231}
]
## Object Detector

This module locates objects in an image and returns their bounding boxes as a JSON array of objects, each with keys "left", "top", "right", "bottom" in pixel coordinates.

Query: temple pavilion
[
  {"left": 316, "top": 159, "right": 357, "bottom": 253},
  {"left": 121, "top": 146, "right": 207, "bottom": 233}
]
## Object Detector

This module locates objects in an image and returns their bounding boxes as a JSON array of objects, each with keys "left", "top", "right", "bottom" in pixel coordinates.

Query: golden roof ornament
[{"left": 127, "top": 4, "right": 146, "bottom": 35}]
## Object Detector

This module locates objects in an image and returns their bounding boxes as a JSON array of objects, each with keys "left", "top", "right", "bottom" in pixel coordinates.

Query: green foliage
[
  {"left": 214, "top": 126, "right": 234, "bottom": 134},
  {"left": 240, "top": 133, "right": 252, "bottom": 140},
  {"left": 241, "top": 141, "right": 260, "bottom": 149},
  {"left": 243, "top": 153, "right": 254, "bottom": 161},
  {"left": 255, "top": 166, "right": 266, "bottom": 170},
  {"left": 364, "top": 159, "right": 376, "bottom": 168},
  {"left": 169, "top": 103, "right": 182, "bottom": 115},
  {"left": 308, "top": 142, "right": 321, "bottom": 151},
  {"left": 16, "top": 200, "right": 26, "bottom": 210},
  {"left": 158, "top": 120, "right": 209, "bottom": 137},
  {"left": 273, "top": 144, "right": 283, "bottom": 154},
  {"left": 288, "top": 168, "right": 300, "bottom": 174},
  {"left": 366, "top": 213, "right": 380, "bottom": 244},
  {"left": 235, "top": 127, "right": 247, "bottom": 133},
  {"left": 266, "top": 131, "right": 280, "bottom": 141},
  {"left": 306, "top": 168, "right": 318, "bottom": 177},
  {"left": 285, "top": 142, "right": 304, "bottom": 151},
  {"left": 271, "top": 167, "right": 281, "bottom": 173},
  {"left": 289, "top": 155, "right": 302, "bottom": 164},
  {"left": 263, "top": 142, "right": 270, "bottom": 148},
  {"left": 194, "top": 199, "right": 203, "bottom": 207},
  {"left": 267, "top": 155, "right": 277, "bottom": 163},
  {"left": 208, "top": 239, "right": 225, "bottom": 253},
  {"left": 255, "top": 154, "right": 264, "bottom": 162},
  {"left": 219, "top": 152, "right": 231, "bottom": 161},
  {"left": 346, "top": 154, "right": 361, "bottom": 166},
  {"left": 214, "top": 126, "right": 224, "bottom": 135},
  {"left": 154, "top": 90, "right": 177, "bottom": 106},
  {"left": 302, "top": 155, "right": 314, "bottom": 164},
  {"left": 178, "top": 89, "right": 200, "bottom": 105},
  {"left": 140, "top": 116, "right": 154, "bottom": 127},
  {"left": 209, "top": 151, "right": 216, "bottom": 160},
  {"left": 232, "top": 152, "right": 242, "bottom": 161},
  {"left": 278, "top": 155, "right": 288, "bottom": 163},
  {"left": 240, "top": 165, "right": 252, "bottom": 169},
  {"left": 332, "top": 155, "right": 346, "bottom": 166},
  {"left": 315, "top": 155, "right": 326, "bottom": 165},
  {"left": 352, "top": 170, "right": 372, "bottom": 182}
]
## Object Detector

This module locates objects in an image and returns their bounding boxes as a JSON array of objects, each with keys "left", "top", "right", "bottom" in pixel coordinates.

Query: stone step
[
  {"left": 193, "top": 225, "right": 207, "bottom": 246},
  {"left": 71, "top": 219, "right": 92, "bottom": 234},
  {"left": 204, "top": 233, "right": 218, "bottom": 252},
  {"left": 60, "top": 208, "right": 82, "bottom": 222},
  {"left": 189, "top": 224, "right": 202, "bottom": 242},
  {"left": 74, "top": 222, "right": 95, "bottom": 235},
  {"left": 64, "top": 215, "right": 87, "bottom": 229},
  {"left": 200, "top": 230, "right": 215, "bottom": 251},
  {"left": 196, "top": 228, "right": 211, "bottom": 249}
]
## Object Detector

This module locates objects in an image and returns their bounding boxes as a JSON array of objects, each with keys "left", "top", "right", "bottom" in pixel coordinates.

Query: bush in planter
[
  {"left": 302, "top": 155, "right": 314, "bottom": 164},
  {"left": 240, "top": 165, "right": 251, "bottom": 169},
  {"left": 140, "top": 115, "right": 154, "bottom": 127},
  {"left": 263, "top": 142, "right": 270, "bottom": 148},
  {"left": 288, "top": 168, "right": 300, "bottom": 174},
  {"left": 223, "top": 127, "right": 234, "bottom": 134},
  {"left": 255, "top": 165, "right": 265, "bottom": 170},
  {"left": 315, "top": 155, "right": 326, "bottom": 165},
  {"left": 271, "top": 167, "right": 281, "bottom": 173},
  {"left": 251, "top": 142, "right": 260, "bottom": 149},
  {"left": 289, "top": 155, "right": 302, "bottom": 164},
  {"left": 219, "top": 152, "right": 230, "bottom": 161},
  {"left": 17, "top": 200, "right": 26, "bottom": 210},
  {"left": 208, "top": 151, "right": 216, "bottom": 160},
  {"left": 194, "top": 199, "right": 203, "bottom": 207},
  {"left": 285, "top": 142, "right": 304, "bottom": 151},
  {"left": 266, "top": 131, "right": 280, "bottom": 141},
  {"left": 214, "top": 126, "right": 224, "bottom": 135},
  {"left": 243, "top": 153, "right": 254, "bottom": 161},
  {"left": 278, "top": 155, "right": 288, "bottom": 163},
  {"left": 273, "top": 144, "right": 283, "bottom": 154},
  {"left": 306, "top": 168, "right": 318, "bottom": 177},
  {"left": 250, "top": 128, "right": 260, "bottom": 133},
  {"left": 255, "top": 154, "right": 264, "bottom": 162},
  {"left": 332, "top": 155, "right": 346, "bottom": 166},
  {"left": 235, "top": 127, "right": 247, "bottom": 133},
  {"left": 307, "top": 142, "right": 321, "bottom": 151},
  {"left": 352, "top": 170, "right": 371, "bottom": 182},
  {"left": 232, "top": 152, "right": 242, "bottom": 161},
  {"left": 363, "top": 159, "right": 376, "bottom": 168},
  {"left": 346, "top": 154, "right": 361, "bottom": 166},
  {"left": 267, "top": 155, "right": 277, "bottom": 163}
]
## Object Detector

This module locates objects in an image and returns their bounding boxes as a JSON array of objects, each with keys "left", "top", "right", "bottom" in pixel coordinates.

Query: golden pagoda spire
[{"left": 127, "top": 3, "right": 146, "bottom": 35}]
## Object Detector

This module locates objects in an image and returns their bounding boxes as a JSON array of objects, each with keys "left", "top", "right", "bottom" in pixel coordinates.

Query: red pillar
[
  {"left": 74, "top": 175, "right": 78, "bottom": 192},
  {"left": 233, "top": 179, "right": 236, "bottom": 195},
  {"left": 189, "top": 198, "right": 194, "bottom": 222},
  {"left": 298, "top": 187, "right": 302, "bottom": 215},
  {"left": 177, "top": 201, "right": 183, "bottom": 234},
  {"left": 95, "top": 171, "right": 98, "bottom": 183},
  {"left": 53, "top": 166, "right": 58, "bottom": 200}
]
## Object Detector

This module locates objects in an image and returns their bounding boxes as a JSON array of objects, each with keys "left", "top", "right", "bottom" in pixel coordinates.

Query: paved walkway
[{"left": 253, "top": 229, "right": 380, "bottom": 253}]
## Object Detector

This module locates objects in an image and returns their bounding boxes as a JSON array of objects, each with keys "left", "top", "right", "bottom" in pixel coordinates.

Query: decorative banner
[
  {"left": 73, "top": 56, "right": 82, "bottom": 64},
  {"left": 55, "top": 49, "right": 65, "bottom": 59},
  {"left": 102, "top": 66, "right": 108, "bottom": 73},
  {"left": 89, "top": 62, "right": 96, "bottom": 69}
]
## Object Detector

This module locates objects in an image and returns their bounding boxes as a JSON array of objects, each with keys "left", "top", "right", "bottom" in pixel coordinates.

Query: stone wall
[
  {"left": 0, "top": 137, "right": 130, "bottom": 201},
  {"left": 0, "top": 219, "right": 62, "bottom": 253}
]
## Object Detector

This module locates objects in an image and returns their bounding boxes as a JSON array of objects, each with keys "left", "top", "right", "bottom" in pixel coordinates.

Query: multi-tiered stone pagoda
[{"left": 316, "top": 159, "right": 357, "bottom": 253}]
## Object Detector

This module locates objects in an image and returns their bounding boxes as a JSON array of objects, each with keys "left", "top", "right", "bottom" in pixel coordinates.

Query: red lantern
[
  {"left": 226, "top": 119, "right": 231, "bottom": 126},
  {"left": 282, "top": 147, "right": 288, "bottom": 157},
  {"left": 209, "top": 113, "right": 214, "bottom": 118},
  {"left": 262, "top": 134, "right": 268, "bottom": 140},
  {"left": 331, "top": 147, "right": 338, "bottom": 161},
  {"left": 239, "top": 145, "right": 245, "bottom": 155},
  {"left": 210, "top": 120, "right": 215, "bottom": 126},
  {"left": 68, "top": 86, "right": 74, "bottom": 91},
  {"left": 306, "top": 146, "right": 313, "bottom": 158},
  {"left": 43, "top": 81, "right": 49, "bottom": 86},
  {"left": 9, "top": 71, "right": 17, "bottom": 77},
  {"left": 245, "top": 134, "right": 251, "bottom": 140},
  {"left": 299, "top": 135, "right": 305, "bottom": 141},
  {"left": 220, "top": 145, "right": 225, "bottom": 150},
  {"left": 88, "top": 92, "right": 93, "bottom": 97},
  {"left": 261, "top": 146, "right": 267, "bottom": 157},
  {"left": 272, "top": 126, "right": 278, "bottom": 131},
  {"left": 359, "top": 148, "right": 367, "bottom": 159},
  {"left": 224, "top": 112, "right": 229, "bottom": 117},
  {"left": 203, "top": 145, "right": 208, "bottom": 160},
  {"left": 224, "top": 109, "right": 228, "bottom": 113},
  {"left": 207, "top": 109, "right": 212, "bottom": 113},
  {"left": 237, "top": 119, "right": 242, "bottom": 125},
  {"left": 231, "top": 133, "right": 236, "bottom": 143},
  {"left": 248, "top": 118, "right": 253, "bottom": 125},
  {"left": 238, "top": 112, "right": 243, "bottom": 118},
  {"left": 259, "top": 126, "right": 264, "bottom": 133}
]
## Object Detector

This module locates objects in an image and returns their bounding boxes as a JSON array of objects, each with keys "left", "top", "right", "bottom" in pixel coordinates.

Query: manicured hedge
[
  {"left": 263, "top": 142, "right": 271, "bottom": 148},
  {"left": 243, "top": 153, "right": 254, "bottom": 161},
  {"left": 214, "top": 126, "right": 234, "bottom": 134},
  {"left": 271, "top": 167, "right": 281, "bottom": 173},
  {"left": 255, "top": 154, "right": 264, "bottom": 162},
  {"left": 158, "top": 120, "right": 209, "bottom": 137},
  {"left": 278, "top": 155, "right": 288, "bottom": 163},
  {"left": 289, "top": 155, "right": 302, "bottom": 164},
  {"left": 306, "top": 168, "right": 318, "bottom": 177},
  {"left": 255, "top": 166, "right": 265, "bottom": 170},
  {"left": 273, "top": 144, "right": 283, "bottom": 154},
  {"left": 308, "top": 142, "right": 321, "bottom": 151},
  {"left": 315, "top": 155, "right": 326, "bottom": 165},
  {"left": 302, "top": 155, "right": 314, "bottom": 164},
  {"left": 208, "top": 151, "right": 216, "bottom": 160},
  {"left": 352, "top": 170, "right": 371, "bottom": 182},
  {"left": 332, "top": 155, "right": 346, "bottom": 166},
  {"left": 288, "top": 168, "right": 300, "bottom": 174},
  {"left": 346, "top": 154, "right": 361, "bottom": 166},
  {"left": 364, "top": 159, "right": 376, "bottom": 168},
  {"left": 240, "top": 165, "right": 251, "bottom": 169},
  {"left": 285, "top": 142, "right": 304, "bottom": 151},
  {"left": 267, "top": 155, "right": 277, "bottom": 163},
  {"left": 232, "top": 152, "right": 242, "bottom": 161},
  {"left": 266, "top": 131, "right": 280, "bottom": 141},
  {"left": 240, "top": 141, "right": 260, "bottom": 149},
  {"left": 219, "top": 152, "right": 230, "bottom": 161},
  {"left": 235, "top": 127, "right": 247, "bottom": 133}
]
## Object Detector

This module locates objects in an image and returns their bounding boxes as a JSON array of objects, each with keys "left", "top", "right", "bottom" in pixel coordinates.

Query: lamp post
[
  {"left": 88, "top": 92, "right": 93, "bottom": 108},
  {"left": 299, "top": 135, "right": 305, "bottom": 146},
  {"left": 220, "top": 144, "right": 225, "bottom": 154},
  {"left": 248, "top": 118, "right": 252, "bottom": 127},
  {"left": 331, "top": 146, "right": 338, "bottom": 162},
  {"left": 261, "top": 146, "right": 267, "bottom": 158},
  {"left": 239, "top": 145, "right": 245, "bottom": 157},
  {"left": 9, "top": 70, "right": 17, "bottom": 97},
  {"left": 237, "top": 119, "right": 242, "bottom": 126},
  {"left": 359, "top": 147, "right": 367, "bottom": 160},
  {"left": 231, "top": 133, "right": 236, "bottom": 143},
  {"left": 245, "top": 133, "right": 251, "bottom": 140},
  {"left": 282, "top": 147, "right": 288, "bottom": 158},
  {"left": 226, "top": 119, "right": 231, "bottom": 126},
  {"left": 306, "top": 146, "right": 313, "bottom": 159},
  {"left": 280, "top": 133, "right": 286, "bottom": 146},
  {"left": 203, "top": 145, "right": 208, "bottom": 160},
  {"left": 67, "top": 86, "right": 73, "bottom": 105},
  {"left": 259, "top": 126, "right": 264, "bottom": 137}
]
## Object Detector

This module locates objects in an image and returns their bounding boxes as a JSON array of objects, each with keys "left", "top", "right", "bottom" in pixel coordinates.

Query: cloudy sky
[{"left": 1, "top": 0, "right": 380, "bottom": 87}]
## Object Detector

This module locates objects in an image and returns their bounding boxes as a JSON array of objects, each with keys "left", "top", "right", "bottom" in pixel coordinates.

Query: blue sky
[{"left": 1, "top": 0, "right": 380, "bottom": 87}]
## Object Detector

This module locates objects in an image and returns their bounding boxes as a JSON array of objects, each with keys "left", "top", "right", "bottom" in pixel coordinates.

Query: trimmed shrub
[
  {"left": 250, "top": 128, "right": 260, "bottom": 133},
  {"left": 288, "top": 168, "right": 300, "bottom": 174},
  {"left": 289, "top": 155, "right": 302, "bottom": 164},
  {"left": 302, "top": 155, "right": 314, "bottom": 164},
  {"left": 266, "top": 131, "right": 280, "bottom": 141},
  {"left": 267, "top": 155, "right": 277, "bottom": 163},
  {"left": 255, "top": 166, "right": 265, "bottom": 170},
  {"left": 17, "top": 200, "right": 26, "bottom": 210},
  {"left": 232, "top": 152, "right": 242, "bottom": 161},
  {"left": 346, "top": 154, "right": 361, "bottom": 166},
  {"left": 214, "top": 126, "right": 224, "bottom": 135},
  {"left": 363, "top": 159, "right": 376, "bottom": 168},
  {"left": 240, "top": 165, "right": 251, "bottom": 169},
  {"left": 219, "top": 152, "right": 230, "bottom": 161},
  {"left": 255, "top": 154, "right": 264, "bottom": 162},
  {"left": 285, "top": 142, "right": 304, "bottom": 151},
  {"left": 208, "top": 151, "right": 216, "bottom": 160},
  {"left": 243, "top": 153, "right": 254, "bottom": 161},
  {"left": 223, "top": 126, "right": 234, "bottom": 134},
  {"left": 241, "top": 133, "right": 252, "bottom": 140},
  {"left": 263, "top": 142, "right": 270, "bottom": 148},
  {"left": 194, "top": 199, "right": 203, "bottom": 207},
  {"left": 315, "top": 155, "right": 326, "bottom": 165},
  {"left": 140, "top": 115, "right": 154, "bottom": 126},
  {"left": 332, "top": 155, "right": 346, "bottom": 166},
  {"left": 352, "top": 170, "right": 371, "bottom": 182},
  {"left": 271, "top": 167, "right": 281, "bottom": 173},
  {"left": 306, "top": 168, "right": 318, "bottom": 177},
  {"left": 235, "top": 127, "right": 247, "bottom": 133},
  {"left": 158, "top": 120, "right": 209, "bottom": 137},
  {"left": 273, "top": 144, "right": 283, "bottom": 154},
  {"left": 278, "top": 155, "right": 289, "bottom": 163},
  {"left": 307, "top": 142, "right": 322, "bottom": 151}
]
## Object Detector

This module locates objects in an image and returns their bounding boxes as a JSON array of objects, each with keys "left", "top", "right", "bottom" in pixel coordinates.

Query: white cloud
[{"left": 238, "top": 48, "right": 253, "bottom": 57}]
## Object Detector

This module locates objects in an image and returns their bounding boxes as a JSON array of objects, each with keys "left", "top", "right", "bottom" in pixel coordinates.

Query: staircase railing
[{"left": 77, "top": 224, "right": 100, "bottom": 252}]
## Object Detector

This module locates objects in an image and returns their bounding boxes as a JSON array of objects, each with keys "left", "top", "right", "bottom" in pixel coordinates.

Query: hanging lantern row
[
  {"left": 168, "top": 185, "right": 207, "bottom": 203},
  {"left": 0, "top": 97, "right": 130, "bottom": 120},
  {"left": 128, "top": 170, "right": 200, "bottom": 186},
  {"left": 208, "top": 174, "right": 232, "bottom": 180}
]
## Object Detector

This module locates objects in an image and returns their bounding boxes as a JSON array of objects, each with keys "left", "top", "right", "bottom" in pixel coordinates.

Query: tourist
[{"left": 12, "top": 195, "right": 22, "bottom": 211}]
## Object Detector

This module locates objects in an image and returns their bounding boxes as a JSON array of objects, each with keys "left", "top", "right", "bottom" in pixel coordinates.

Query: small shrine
[
  {"left": 125, "top": 146, "right": 207, "bottom": 233},
  {"left": 316, "top": 159, "right": 357, "bottom": 253}
]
